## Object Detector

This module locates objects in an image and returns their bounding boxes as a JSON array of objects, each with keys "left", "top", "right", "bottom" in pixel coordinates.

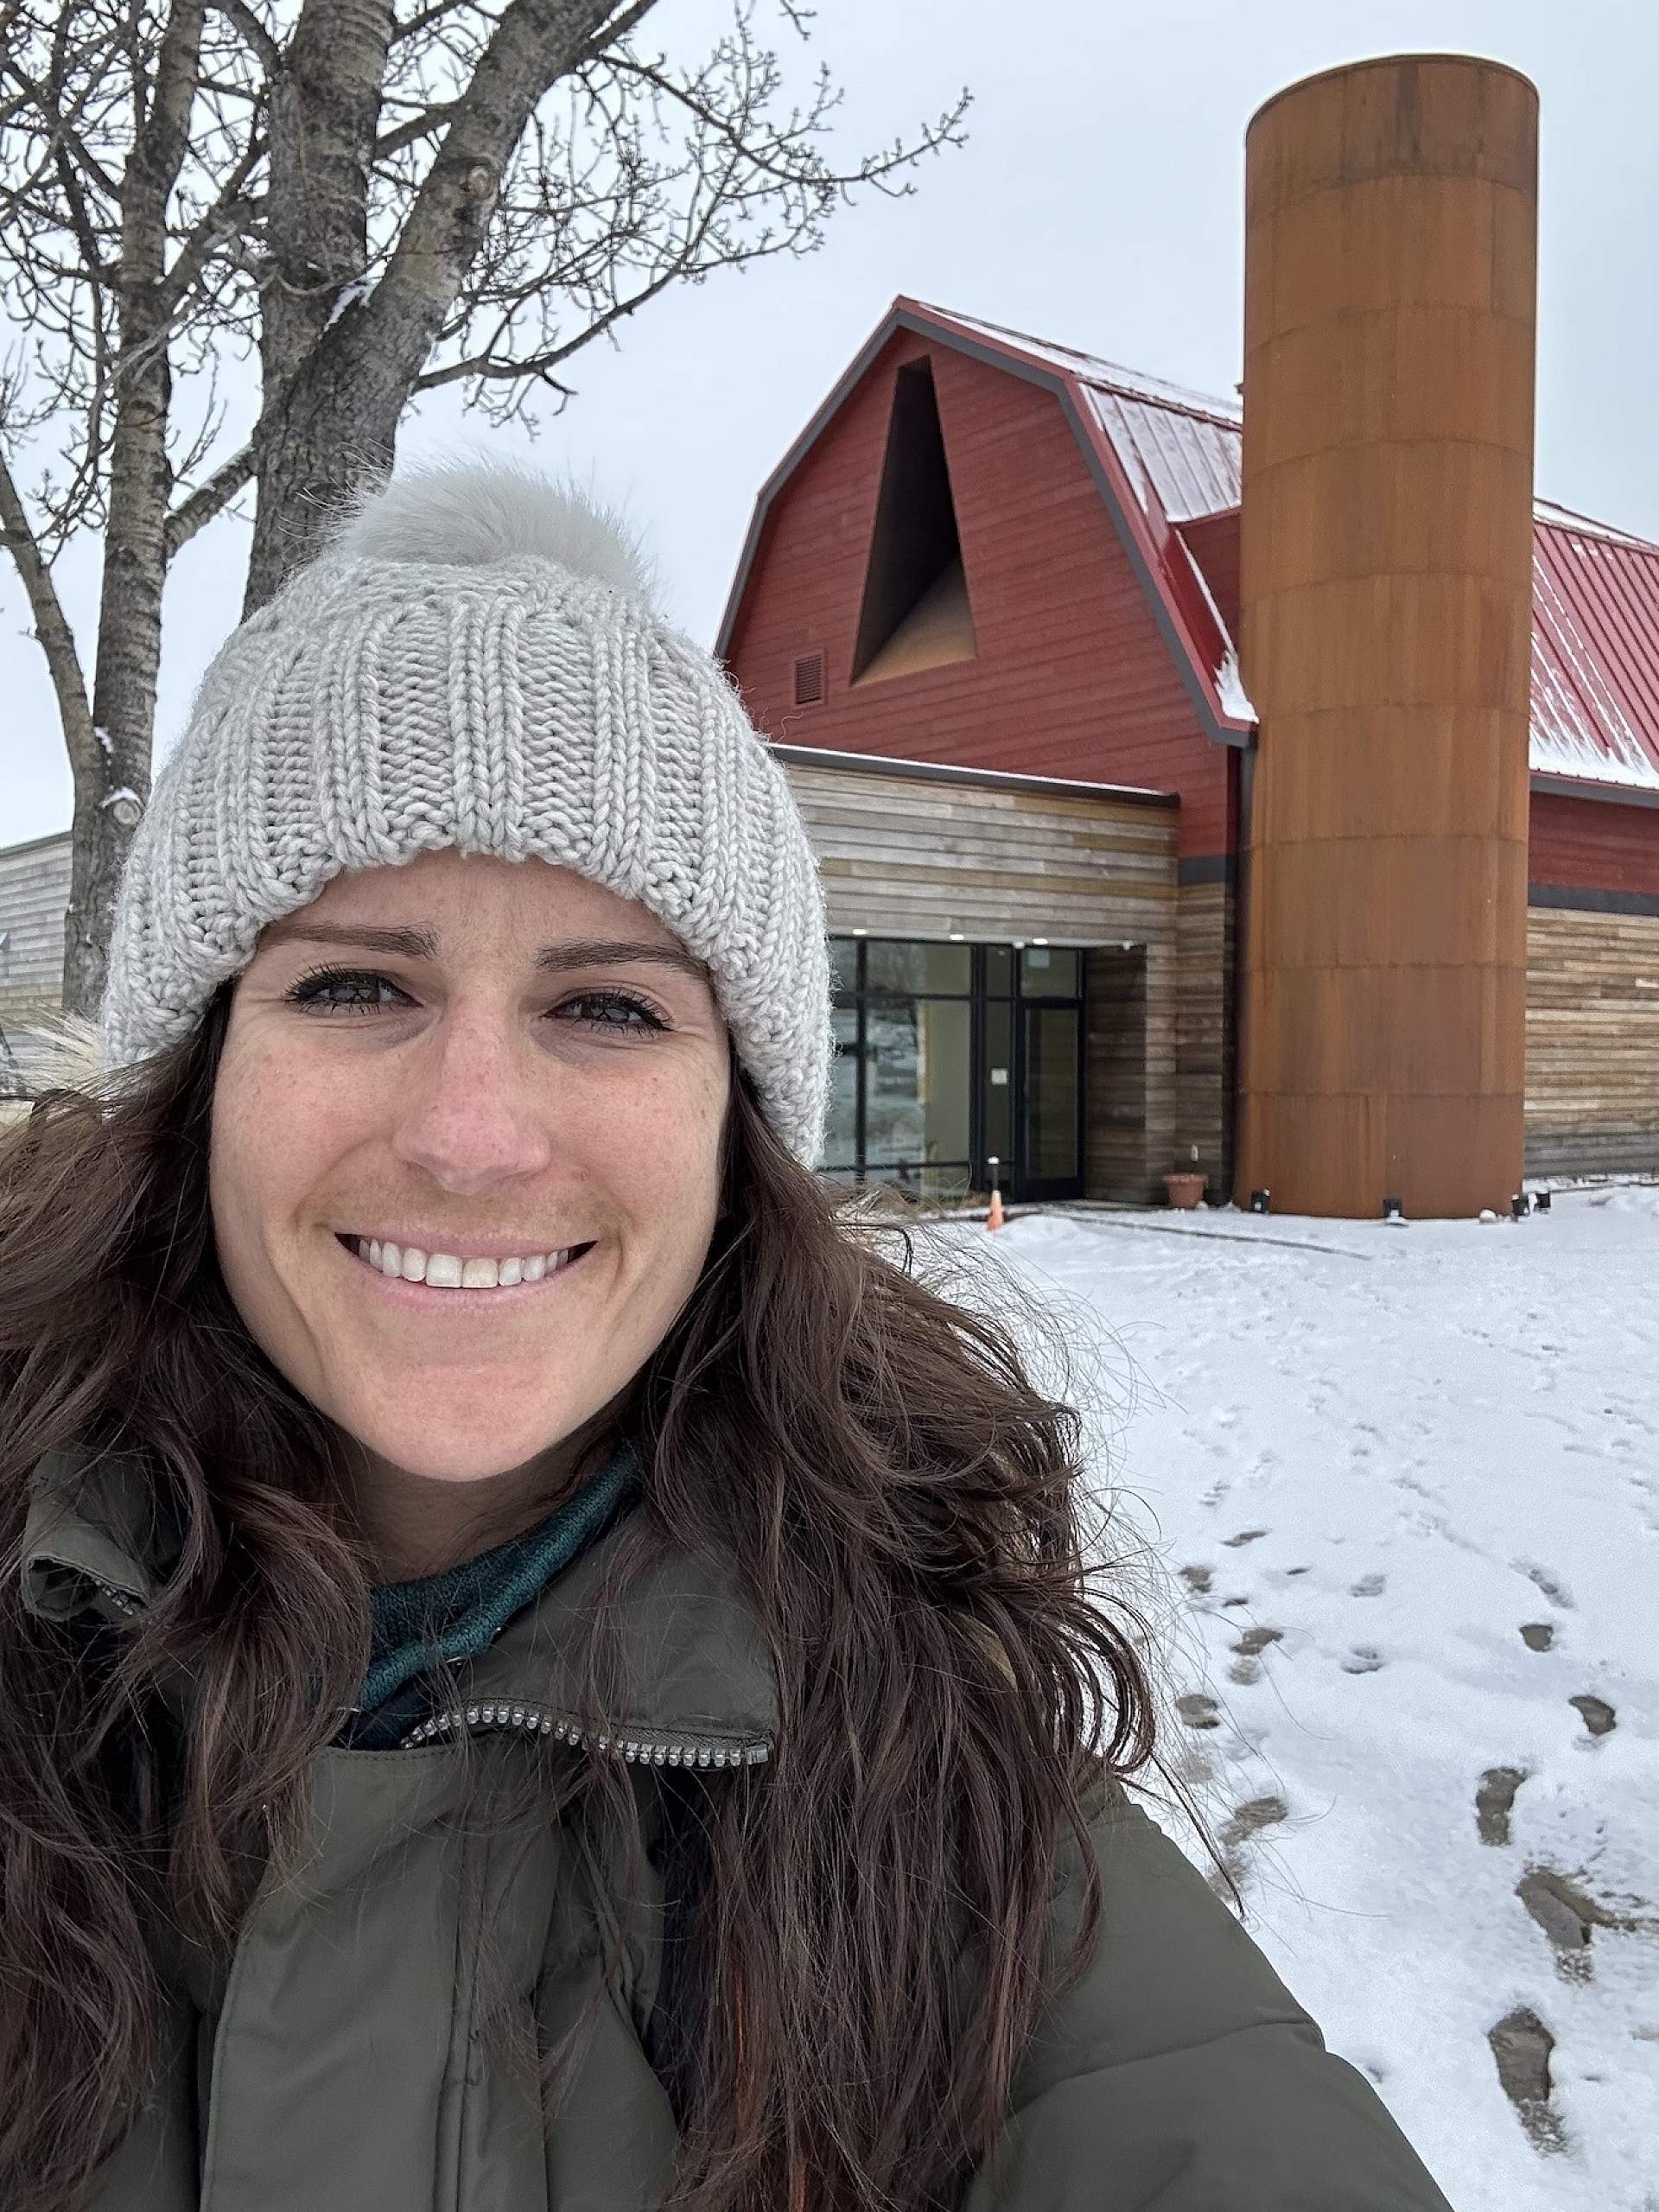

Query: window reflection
[{"left": 865, "top": 998, "right": 971, "bottom": 1166}]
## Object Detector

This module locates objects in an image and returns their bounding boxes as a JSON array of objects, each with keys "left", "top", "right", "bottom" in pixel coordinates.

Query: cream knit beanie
[{"left": 98, "top": 461, "right": 832, "bottom": 1166}]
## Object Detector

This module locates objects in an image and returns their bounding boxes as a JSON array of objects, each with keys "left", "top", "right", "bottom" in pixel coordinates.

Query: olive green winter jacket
[{"left": 18, "top": 1440, "right": 1458, "bottom": 2211}]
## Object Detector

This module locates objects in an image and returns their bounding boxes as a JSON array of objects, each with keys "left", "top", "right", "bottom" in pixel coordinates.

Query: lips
[{"left": 336, "top": 1230, "right": 597, "bottom": 1292}]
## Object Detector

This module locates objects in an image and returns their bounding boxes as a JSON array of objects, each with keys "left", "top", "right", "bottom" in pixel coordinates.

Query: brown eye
[
  {"left": 556, "top": 990, "right": 668, "bottom": 1034},
  {"left": 285, "top": 965, "right": 408, "bottom": 1014}
]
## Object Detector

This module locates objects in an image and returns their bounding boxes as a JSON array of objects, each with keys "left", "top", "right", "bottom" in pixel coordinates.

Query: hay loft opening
[{"left": 851, "top": 359, "right": 978, "bottom": 687}]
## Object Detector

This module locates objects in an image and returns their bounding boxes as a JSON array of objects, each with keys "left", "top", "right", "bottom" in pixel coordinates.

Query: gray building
[{"left": 0, "top": 830, "right": 73, "bottom": 1096}]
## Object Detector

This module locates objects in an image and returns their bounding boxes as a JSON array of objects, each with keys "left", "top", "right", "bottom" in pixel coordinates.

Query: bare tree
[{"left": 0, "top": 0, "right": 969, "bottom": 1020}]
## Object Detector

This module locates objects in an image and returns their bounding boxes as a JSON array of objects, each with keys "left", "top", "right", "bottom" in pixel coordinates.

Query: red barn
[{"left": 716, "top": 298, "right": 1659, "bottom": 1210}]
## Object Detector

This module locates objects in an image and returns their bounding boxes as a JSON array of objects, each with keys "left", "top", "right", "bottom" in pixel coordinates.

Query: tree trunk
[
  {"left": 66, "top": 286, "right": 175, "bottom": 1022},
  {"left": 62, "top": 0, "right": 208, "bottom": 1024},
  {"left": 245, "top": 0, "right": 397, "bottom": 609},
  {"left": 244, "top": 0, "right": 615, "bottom": 611},
  {"left": 60, "top": 461, "right": 160, "bottom": 1037}
]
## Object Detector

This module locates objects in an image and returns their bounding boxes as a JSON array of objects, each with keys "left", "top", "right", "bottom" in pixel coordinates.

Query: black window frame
[{"left": 825, "top": 935, "right": 1087, "bottom": 1203}]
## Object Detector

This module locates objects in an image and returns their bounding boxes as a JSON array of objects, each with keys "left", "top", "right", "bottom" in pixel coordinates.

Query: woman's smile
[{"left": 334, "top": 1229, "right": 597, "bottom": 1308}]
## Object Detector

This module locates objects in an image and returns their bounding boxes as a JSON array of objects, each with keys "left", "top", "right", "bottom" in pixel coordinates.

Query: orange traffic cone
[{"left": 987, "top": 1184, "right": 1006, "bottom": 1231}]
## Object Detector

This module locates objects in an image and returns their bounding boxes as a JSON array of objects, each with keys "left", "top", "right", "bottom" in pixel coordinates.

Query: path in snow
[{"left": 930, "top": 1187, "right": 1658, "bottom": 2212}]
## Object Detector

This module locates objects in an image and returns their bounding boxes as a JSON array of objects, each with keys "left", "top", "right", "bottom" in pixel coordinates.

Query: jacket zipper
[
  {"left": 397, "top": 1698, "right": 772, "bottom": 1766},
  {"left": 68, "top": 1572, "right": 770, "bottom": 1770},
  {"left": 82, "top": 1573, "right": 144, "bottom": 1618}
]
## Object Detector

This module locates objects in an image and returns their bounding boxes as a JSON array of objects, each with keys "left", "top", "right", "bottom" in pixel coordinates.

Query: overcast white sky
[{"left": 7, "top": 0, "right": 1658, "bottom": 849}]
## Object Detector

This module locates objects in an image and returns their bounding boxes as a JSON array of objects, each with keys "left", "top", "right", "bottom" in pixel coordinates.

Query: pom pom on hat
[{"left": 328, "top": 457, "right": 664, "bottom": 615}]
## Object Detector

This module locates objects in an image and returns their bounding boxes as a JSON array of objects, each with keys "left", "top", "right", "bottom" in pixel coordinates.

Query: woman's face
[{"left": 209, "top": 849, "right": 730, "bottom": 1497}]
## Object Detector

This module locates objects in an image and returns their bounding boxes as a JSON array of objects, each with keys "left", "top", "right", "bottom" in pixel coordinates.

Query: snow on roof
[
  {"left": 916, "top": 304, "right": 1242, "bottom": 423},
  {"left": 1530, "top": 527, "right": 1659, "bottom": 789},
  {"left": 916, "top": 306, "right": 1659, "bottom": 793},
  {"left": 1086, "top": 386, "right": 1244, "bottom": 526},
  {"left": 1533, "top": 498, "right": 1659, "bottom": 555}
]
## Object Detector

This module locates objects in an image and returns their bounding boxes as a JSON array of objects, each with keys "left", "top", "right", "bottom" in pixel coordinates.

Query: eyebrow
[{"left": 257, "top": 917, "right": 710, "bottom": 983}]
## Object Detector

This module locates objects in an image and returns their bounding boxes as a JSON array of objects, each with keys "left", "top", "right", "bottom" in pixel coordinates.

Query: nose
[{"left": 386, "top": 1006, "right": 560, "bottom": 1194}]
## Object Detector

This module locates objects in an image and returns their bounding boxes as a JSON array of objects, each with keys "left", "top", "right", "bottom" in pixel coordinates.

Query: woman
[{"left": 0, "top": 463, "right": 1454, "bottom": 2212}]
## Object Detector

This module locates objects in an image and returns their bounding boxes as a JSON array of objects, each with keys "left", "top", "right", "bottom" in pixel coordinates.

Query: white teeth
[{"left": 350, "top": 1236, "right": 581, "bottom": 1289}]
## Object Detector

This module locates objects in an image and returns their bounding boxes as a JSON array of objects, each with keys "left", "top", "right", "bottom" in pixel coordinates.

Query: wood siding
[
  {"left": 781, "top": 759, "right": 1179, "bottom": 944},
  {"left": 1177, "top": 875, "right": 1236, "bottom": 1201},
  {"left": 727, "top": 332, "right": 1232, "bottom": 859},
  {"left": 1529, "top": 790, "right": 1659, "bottom": 898},
  {"left": 1086, "top": 947, "right": 1165, "bottom": 1202},
  {"left": 1526, "top": 906, "right": 1659, "bottom": 1176},
  {"left": 0, "top": 832, "right": 71, "bottom": 1092}
]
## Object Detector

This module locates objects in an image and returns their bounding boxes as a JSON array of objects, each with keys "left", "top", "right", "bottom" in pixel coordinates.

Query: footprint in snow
[
  {"left": 1176, "top": 1694, "right": 1222, "bottom": 1730},
  {"left": 1341, "top": 1645, "right": 1386, "bottom": 1675},
  {"left": 1488, "top": 2007, "right": 1567, "bottom": 2155},
  {"left": 1476, "top": 1766, "right": 1527, "bottom": 1847},
  {"left": 1569, "top": 1694, "right": 1616, "bottom": 1738},
  {"left": 1221, "top": 1528, "right": 1270, "bottom": 1548},
  {"left": 1178, "top": 1565, "right": 1213, "bottom": 1594},
  {"left": 1219, "top": 1795, "right": 1288, "bottom": 1850},
  {"left": 1517, "top": 1560, "right": 1574, "bottom": 1609},
  {"left": 1520, "top": 1622, "right": 1554, "bottom": 1651},
  {"left": 1350, "top": 1572, "right": 1387, "bottom": 1598}
]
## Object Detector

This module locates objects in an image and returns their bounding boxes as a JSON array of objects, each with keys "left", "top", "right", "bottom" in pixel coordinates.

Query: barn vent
[
  {"left": 851, "top": 359, "right": 977, "bottom": 687},
  {"left": 792, "top": 650, "right": 826, "bottom": 706}
]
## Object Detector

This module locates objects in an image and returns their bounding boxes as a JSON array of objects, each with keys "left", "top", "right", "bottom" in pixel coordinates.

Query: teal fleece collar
[{"left": 341, "top": 1444, "right": 645, "bottom": 1749}]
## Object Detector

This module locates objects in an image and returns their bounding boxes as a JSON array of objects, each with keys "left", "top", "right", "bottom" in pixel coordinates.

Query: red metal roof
[{"left": 916, "top": 303, "right": 1659, "bottom": 796}]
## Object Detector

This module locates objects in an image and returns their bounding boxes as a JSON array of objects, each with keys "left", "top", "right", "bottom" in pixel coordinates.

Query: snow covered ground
[{"left": 930, "top": 1185, "right": 1658, "bottom": 2212}]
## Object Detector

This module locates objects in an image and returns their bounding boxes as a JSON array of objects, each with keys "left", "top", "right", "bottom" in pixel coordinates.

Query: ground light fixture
[
  {"left": 1511, "top": 1192, "right": 1530, "bottom": 1220},
  {"left": 1534, "top": 1190, "right": 1552, "bottom": 1212},
  {"left": 1382, "top": 1196, "right": 1404, "bottom": 1222},
  {"left": 1249, "top": 1190, "right": 1271, "bottom": 1214}
]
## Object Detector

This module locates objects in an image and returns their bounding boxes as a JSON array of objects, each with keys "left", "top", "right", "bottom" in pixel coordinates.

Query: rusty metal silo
[{"left": 1236, "top": 55, "right": 1538, "bottom": 1219}]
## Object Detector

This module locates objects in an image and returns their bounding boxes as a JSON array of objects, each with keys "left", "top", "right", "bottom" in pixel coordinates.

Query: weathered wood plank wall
[
  {"left": 0, "top": 832, "right": 72, "bottom": 1092},
  {"left": 1525, "top": 906, "right": 1659, "bottom": 1176},
  {"left": 1176, "top": 874, "right": 1236, "bottom": 1201}
]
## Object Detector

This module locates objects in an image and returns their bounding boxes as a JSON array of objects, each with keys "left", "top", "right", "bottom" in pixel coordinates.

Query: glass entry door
[
  {"left": 824, "top": 934, "right": 1086, "bottom": 1205},
  {"left": 1018, "top": 1001, "right": 1083, "bottom": 1198}
]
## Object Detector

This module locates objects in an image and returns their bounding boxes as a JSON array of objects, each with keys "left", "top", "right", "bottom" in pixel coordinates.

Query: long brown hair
[{"left": 0, "top": 985, "right": 1226, "bottom": 2212}]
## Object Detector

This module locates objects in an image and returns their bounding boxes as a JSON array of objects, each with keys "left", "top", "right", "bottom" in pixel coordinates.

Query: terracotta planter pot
[{"left": 1163, "top": 1173, "right": 1207, "bottom": 1211}]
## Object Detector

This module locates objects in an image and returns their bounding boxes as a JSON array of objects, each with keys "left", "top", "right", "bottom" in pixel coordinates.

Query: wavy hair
[{"left": 0, "top": 986, "right": 1226, "bottom": 2212}]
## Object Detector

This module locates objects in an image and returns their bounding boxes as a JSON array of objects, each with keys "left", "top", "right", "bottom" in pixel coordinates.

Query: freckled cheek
[
  {"left": 591, "top": 1064, "right": 727, "bottom": 1217},
  {"left": 209, "top": 1058, "right": 359, "bottom": 1257}
]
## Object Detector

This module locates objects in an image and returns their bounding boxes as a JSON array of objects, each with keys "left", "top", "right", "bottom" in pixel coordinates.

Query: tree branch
[
  {"left": 373, "top": 99, "right": 460, "bottom": 161},
  {"left": 365, "top": 0, "right": 618, "bottom": 376},
  {"left": 389, "top": 0, "right": 474, "bottom": 45},
  {"left": 210, "top": 0, "right": 283, "bottom": 73},
  {"left": 575, "top": 0, "right": 662, "bottom": 65},
  {"left": 164, "top": 436, "right": 260, "bottom": 556},
  {"left": 0, "top": 438, "right": 95, "bottom": 771},
  {"left": 0, "top": 49, "right": 124, "bottom": 205},
  {"left": 156, "top": 138, "right": 267, "bottom": 318}
]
